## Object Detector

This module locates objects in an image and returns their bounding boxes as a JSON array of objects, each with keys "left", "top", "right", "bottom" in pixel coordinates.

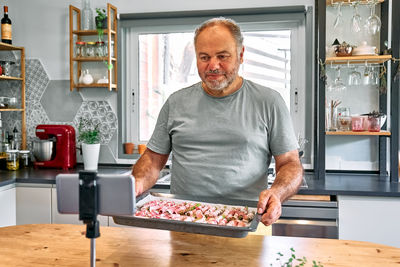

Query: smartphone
[{"left": 56, "top": 172, "right": 135, "bottom": 216}]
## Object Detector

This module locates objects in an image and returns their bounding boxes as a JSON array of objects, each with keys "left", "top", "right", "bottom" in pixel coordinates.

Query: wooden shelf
[
  {"left": 0, "top": 155, "right": 6, "bottom": 159},
  {"left": 75, "top": 83, "right": 117, "bottom": 89},
  {"left": 0, "top": 75, "right": 23, "bottom": 80},
  {"left": 0, "top": 42, "right": 24, "bottom": 51},
  {"left": 69, "top": 3, "right": 118, "bottom": 92},
  {"left": 326, "top": 130, "right": 391, "bottom": 136},
  {"left": 0, "top": 108, "right": 24, "bottom": 111},
  {"left": 326, "top": 55, "right": 392, "bottom": 65},
  {"left": 327, "top": 0, "right": 384, "bottom": 6},
  {"left": 72, "top": 29, "right": 116, "bottom": 36},
  {"left": 72, "top": 57, "right": 116, "bottom": 62}
]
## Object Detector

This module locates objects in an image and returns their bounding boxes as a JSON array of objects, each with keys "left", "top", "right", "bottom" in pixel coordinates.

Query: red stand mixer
[{"left": 33, "top": 125, "right": 76, "bottom": 170}]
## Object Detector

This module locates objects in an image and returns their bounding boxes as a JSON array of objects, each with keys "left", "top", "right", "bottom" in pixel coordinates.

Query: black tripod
[{"left": 79, "top": 171, "right": 100, "bottom": 267}]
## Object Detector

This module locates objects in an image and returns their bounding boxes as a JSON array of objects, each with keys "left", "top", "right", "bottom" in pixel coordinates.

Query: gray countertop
[{"left": 1, "top": 166, "right": 400, "bottom": 197}]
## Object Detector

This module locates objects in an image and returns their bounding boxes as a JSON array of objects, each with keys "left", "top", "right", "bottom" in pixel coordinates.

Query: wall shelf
[
  {"left": 326, "top": 131, "right": 391, "bottom": 136},
  {"left": 0, "top": 76, "right": 23, "bottom": 80},
  {"left": 69, "top": 3, "right": 118, "bottom": 91},
  {"left": 326, "top": 55, "right": 392, "bottom": 65},
  {"left": 0, "top": 43, "right": 26, "bottom": 150},
  {"left": 326, "top": 0, "right": 384, "bottom": 6}
]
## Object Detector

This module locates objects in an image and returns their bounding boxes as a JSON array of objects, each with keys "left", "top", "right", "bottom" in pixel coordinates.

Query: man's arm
[
  {"left": 132, "top": 148, "right": 170, "bottom": 196},
  {"left": 257, "top": 149, "right": 304, "bottom": 226}
]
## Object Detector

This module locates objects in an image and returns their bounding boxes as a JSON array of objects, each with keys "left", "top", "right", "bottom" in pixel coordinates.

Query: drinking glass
[
  {"left": 368, "top": 66, "right": 379, "bottom": 86},
  {"left": 333, "top": 2, "right": 343, "bottom": 29},
  {"left": 328, "top": 67, "right": 346, "bottom": 93},
  {"left": 351, "top": 1, "right": 362, "bottom": 33},
  {"left": 363, "top": 65, "right": 371, "bottom": 85},
  {"left": 348, "top": 66, "right": 361, "bottom": 86},
  {"left": 365, "top": 1, "right": 381, "bottom": 35}
]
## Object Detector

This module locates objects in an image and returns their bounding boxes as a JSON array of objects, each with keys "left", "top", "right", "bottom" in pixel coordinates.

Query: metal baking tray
[{"left": 113, "top": 192, "right": 261, "bottom": 238}]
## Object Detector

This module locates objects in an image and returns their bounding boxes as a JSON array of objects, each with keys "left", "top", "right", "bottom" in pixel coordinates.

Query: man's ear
[{"left": 239, "top": 46, "right": 245, "bottom": 64}]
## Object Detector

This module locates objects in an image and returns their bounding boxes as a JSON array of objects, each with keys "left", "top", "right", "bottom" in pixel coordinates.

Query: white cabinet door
[
  {"left": 16, "top": 184, "right": 52, "bottom": 225},
  {"left": 51, "top": 188, "right": 108, "bottom": 226},
  {"left": 0, "top": 184, "right": 16, "bottom": 227},
  {"left": 338, "top": 195, "right": 400, "bottom": 248}
]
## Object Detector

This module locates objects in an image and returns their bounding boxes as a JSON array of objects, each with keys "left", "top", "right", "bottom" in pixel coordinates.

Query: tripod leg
[{"left": 91, "top": 238, "right": 96, "bottom": 267}]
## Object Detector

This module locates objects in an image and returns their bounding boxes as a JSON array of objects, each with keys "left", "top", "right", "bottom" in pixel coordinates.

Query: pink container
[
  {"left": 368, "top": 117, "right": 381, "bottom": 132},
  {"left": 351, "top": 116, "right": 366, "bottom": 132}
]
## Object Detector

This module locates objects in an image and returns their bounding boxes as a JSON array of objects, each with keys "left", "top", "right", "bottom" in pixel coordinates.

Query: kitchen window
[{"left": 118, "top": 8, "right": 313, "bottom": 168}]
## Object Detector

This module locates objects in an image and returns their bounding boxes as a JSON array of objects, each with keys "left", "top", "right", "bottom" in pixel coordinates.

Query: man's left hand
[{"left": 257, "top": 189, "right": 282, "bottom": 226}]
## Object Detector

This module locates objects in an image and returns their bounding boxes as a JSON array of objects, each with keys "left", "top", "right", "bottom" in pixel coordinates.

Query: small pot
[
  {"left": 95, "top": 16, "right": 107, "bottom": 29},
  {"left": 334, "top": 42, "right": 353, "bottom": 57}
]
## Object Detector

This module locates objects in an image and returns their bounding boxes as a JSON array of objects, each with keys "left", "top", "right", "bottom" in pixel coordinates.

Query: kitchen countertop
[
  {"left": 1, "top": 166, "right": 400, "bottom": 197},
  {"left": 0, "top": 224, "right": 399, "bottom": 266}
]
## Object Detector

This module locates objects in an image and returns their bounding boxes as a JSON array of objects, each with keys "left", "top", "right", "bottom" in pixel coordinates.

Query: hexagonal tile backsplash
[{"left": 1, "top": 58, "right": 118, "bottom": 162}]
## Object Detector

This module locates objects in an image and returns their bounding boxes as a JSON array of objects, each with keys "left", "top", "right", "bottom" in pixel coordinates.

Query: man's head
[{"left": 194, "top": 18, "right": 244, "bottom": 93}]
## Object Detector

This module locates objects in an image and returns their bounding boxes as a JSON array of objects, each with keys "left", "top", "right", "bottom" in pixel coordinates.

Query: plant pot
[
  {"left": 124, "top": 142, "right": 134, "bottom": 154},
  {"left": 95, "top": 16, "right": 107, "bottom": 29},
  {"left": 82, "top": 143, "right": 100, "bottom": 170}
]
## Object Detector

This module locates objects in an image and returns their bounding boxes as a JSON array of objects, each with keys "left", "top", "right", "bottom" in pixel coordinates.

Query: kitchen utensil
[
  {"left": 353, "top": 41, "right": 376, "bottom": 55},
  {"left": 334, "top": 42, "right": 353, "bottom": 57},
  {"left": 113, "top": 192, "right": 260, "bottom": 238},
  {"left": 33, "top": 125, "right": 76, "bottom": 170},
  {"left": 32, "top": 138, "right": 55, "bottom": 162}
]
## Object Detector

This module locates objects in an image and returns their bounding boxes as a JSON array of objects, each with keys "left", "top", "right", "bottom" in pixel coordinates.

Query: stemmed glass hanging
[
  {"left": 351, "top": 1, "right": 362, "bottom": 33},
  {"left": 365, "top": 0, "right": 381, "bottom": 35},
  {"left": 328, "top": 67, "right": 346, "bottom": 93},
  {"left": 333, "top": 1, "right": 343, "bottom": 29},
  {"left": 348, "top": 66, "right": 361, "bottom": 86}
]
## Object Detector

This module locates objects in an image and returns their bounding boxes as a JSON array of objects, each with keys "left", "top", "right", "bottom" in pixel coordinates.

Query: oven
[{"left": 272, "top": 197, "right": 338, "bottom": 239}]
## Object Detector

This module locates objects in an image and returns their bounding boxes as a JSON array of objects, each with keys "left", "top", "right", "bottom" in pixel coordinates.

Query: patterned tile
[
  {"left": 25, "top": 101, "right": 50, "bottom": 141},
  {"left": 72, "top": 100, "right": 118, "bottom": 145},
  {"left": 25, "top": 59, "right": 50, "bottom": 103}
]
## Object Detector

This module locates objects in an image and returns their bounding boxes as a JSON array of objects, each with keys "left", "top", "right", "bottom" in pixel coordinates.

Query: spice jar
[
  {"left": 86, "top": 41, "right": 96, "bottom": 57},
  {"left": 19, "top": 150, "right": 31, "bottom": 168},
  {"left": 6, "top": 150, "right": 19, "bottom": 171},
  {"left": 95, "top": 41, "right": 105, "bottom": 57},
  {"left": 75, "top": 41, "right": 86, "bottom": 57}
]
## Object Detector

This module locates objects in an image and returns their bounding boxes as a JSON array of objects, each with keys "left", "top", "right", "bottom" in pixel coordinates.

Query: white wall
[{"left": 7, "top": 0, "right": 313, "bottom": 80}]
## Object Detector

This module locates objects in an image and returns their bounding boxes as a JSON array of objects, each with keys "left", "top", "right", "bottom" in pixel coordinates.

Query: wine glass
[
  {"left": 351, "top": 1, "right": 362, "bottom": 33},
  {"left": 333, "top": 2, "right": 343, "bottom": 29},
  {"left": 328, "top": 67, "right": 346, "bottom": 93},
  {"left": 348, "top": 66, "right": 361, "bottom": 86},
  {"left": 365, "top": 1, "right": 381, "bottom": 35}
]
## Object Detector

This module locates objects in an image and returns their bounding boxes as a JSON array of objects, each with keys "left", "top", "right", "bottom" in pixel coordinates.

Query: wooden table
[{"left": 0, "top": 224, "right": 399, "bottom": 266}]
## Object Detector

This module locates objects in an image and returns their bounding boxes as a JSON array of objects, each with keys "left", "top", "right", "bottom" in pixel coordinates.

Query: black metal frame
[{"left": 315, "top": 0, "right": 398, "bottom": 182}]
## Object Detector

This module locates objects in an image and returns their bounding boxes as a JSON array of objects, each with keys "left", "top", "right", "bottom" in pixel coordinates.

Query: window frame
[{"left": 118, "top": 7, "right": 314, "bottom": 169}]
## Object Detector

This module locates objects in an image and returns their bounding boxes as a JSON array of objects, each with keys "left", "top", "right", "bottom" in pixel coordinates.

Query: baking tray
[{"left": 113, "top": 192, "right": 261, "bottom": 238}]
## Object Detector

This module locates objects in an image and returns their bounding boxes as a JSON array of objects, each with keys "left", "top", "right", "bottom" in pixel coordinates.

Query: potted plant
[
  {"left": 95, "top": 8, "right": 107, "bottom": 40},
  {"left": 95, "top": 7, "right": 113, "bottom": 71},
  {"left": 78, "top": 118, "right": 101, "bottom": 170}
]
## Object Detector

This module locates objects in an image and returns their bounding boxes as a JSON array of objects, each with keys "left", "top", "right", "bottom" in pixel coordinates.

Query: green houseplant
[
  {"left": 78, "top": 118, "right": 101, "bottom": 170},
  {"left": 95, "top": 8, "right": 113, "bottom": 71}
]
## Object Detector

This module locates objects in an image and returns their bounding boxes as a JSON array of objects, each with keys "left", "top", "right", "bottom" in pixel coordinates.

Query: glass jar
[
  {"left": 19, "top": 150, "right": 31, "bottom": 168},
  {"left": 86, "top": 42, "right": 96, "bottom": 57},
  {"left": 95, "top": 41, "right": 105, "bottom": 57},
  {"left": 6, "top": 150, "right": 19, "bottom": 171},
  {"left": 75, "top": 41, "right": 86, "bottom": 57}
]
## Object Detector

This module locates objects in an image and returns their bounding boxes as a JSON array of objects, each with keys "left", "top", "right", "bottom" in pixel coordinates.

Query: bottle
[
  {"left": 81, "top": 0, "right": 94, "bottom": 30},
  {"left": 12, "top": 126, "right": 19, "bottom": 150},
  {"left": 1, "top": 6, "right": 12, "bottom": 44}
]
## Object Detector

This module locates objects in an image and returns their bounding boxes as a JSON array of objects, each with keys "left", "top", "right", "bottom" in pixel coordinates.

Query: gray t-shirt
[{"left": 147, "top": 79, "right": 298, "bottom": 200}]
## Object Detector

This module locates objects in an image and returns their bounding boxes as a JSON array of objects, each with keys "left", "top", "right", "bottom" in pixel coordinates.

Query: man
[{"left": 133, "top": 17, "right": 304, "bottom": 226}]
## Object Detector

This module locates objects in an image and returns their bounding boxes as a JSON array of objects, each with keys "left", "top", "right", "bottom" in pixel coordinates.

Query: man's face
[{"left": 195, "top": 25, "right": 243, "bottom": 91}]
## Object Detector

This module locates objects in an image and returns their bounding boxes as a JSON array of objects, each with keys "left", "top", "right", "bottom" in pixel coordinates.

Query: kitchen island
[{"left": 0, "top": 224, "right": 399, "bottom": 266}]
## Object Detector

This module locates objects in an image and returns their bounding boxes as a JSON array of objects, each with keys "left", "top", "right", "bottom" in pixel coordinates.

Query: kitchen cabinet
[
  {"left": 51, "top": 187, "right": 109, "bottom": 226},
  {"left": 0, "top": 184, "right": 16, "bottom": 227},
  {"left": 315, "top": 0, "right": 399, "bottom": 180},
  {"left": 16, "top": 184, "right": 52, "bottom": 225},
  {"left": 338, "top": 195, "right": 400, "bottom": 248},
  {"left": 69, "top": 3, "right": 118, "bottom": 91},
  {"left": 0, "top": 43, "right": 26, "bottom": 150}
]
